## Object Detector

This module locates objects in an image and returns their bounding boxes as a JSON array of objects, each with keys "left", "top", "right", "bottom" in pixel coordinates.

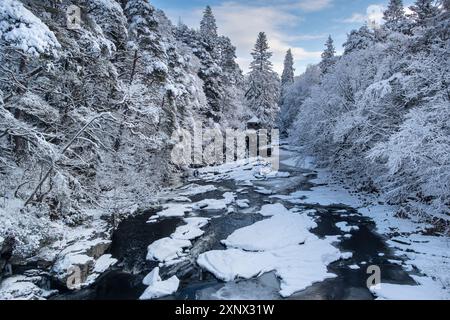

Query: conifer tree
[
  {"left": 320, "top": 35, "right": 336, "bottom": 74},
  {"left": 245, "top": 32, "right": 280, "bottom": 127},
  {"left": 200, "top": 6, "right": 218, "bottom": 45},
  {"left": 383, "top": 0, "right": 406, "bottom": 30},
  {"left": 281, "top": 49, "right": 295, "bottom": 87},
  {"left": 409, "top": 0, "right": 440, "bottom": 24}
]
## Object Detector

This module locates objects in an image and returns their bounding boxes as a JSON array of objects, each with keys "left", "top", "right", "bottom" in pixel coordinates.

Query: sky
[{"left": 151, "top": 0, "right": 414, "bottom": 75}]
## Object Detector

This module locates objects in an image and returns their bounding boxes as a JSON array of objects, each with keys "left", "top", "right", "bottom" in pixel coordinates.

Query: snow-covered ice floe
[
  {"left": 259, "top": 203, "right": 290, "bottom": 216},
  {"left": 140, "top": 267, "right": 180, "bottom": 300},
  {"left": 146, "top": 217, "right": 210, "bottom": 264},
  {"left": 197, "top": 212, "right": 347, "bottom": 297},
  {"left": 171, "top": 217, "right": 210, "bottom": 241},
  {"left": 178, "top": 184, "right": 217, "bottom": 196},
  {"left": 221, "top": 213, "right": 316, "bottom": 251},
  {"left": 191, "top": 192, "right": 235, "bottom": 211},
  {"left": 199, "top": 158, "right": 289, "bottom": 183},
  {"left": 370, "top": 275, "right": 449, "bottom": 300},
  {"left": 147, "top": 237, "right": 191, "bottom": 262},
  {"left": 285, "top": 186, "right": 363, "bottom": 207},
  {"left": 155, "top": 203, "right": 192, "bottom": 218}
]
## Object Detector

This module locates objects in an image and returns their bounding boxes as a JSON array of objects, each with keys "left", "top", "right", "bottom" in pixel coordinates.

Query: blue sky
[{"left": 151, "top": 0, "right": 413, "bottom": 75}]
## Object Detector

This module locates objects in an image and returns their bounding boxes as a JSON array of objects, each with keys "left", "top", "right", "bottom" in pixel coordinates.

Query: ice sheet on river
[
  {"left": 147, "top": 218, "right": 210, "bottom": 263},
  {"left": 370, "top": 275, "right": 449, "bottom": 300},
  {"left": 259, "top": 203, "right": 290, "bottom": 217},
  {"left": 140, "top": 267, "right": 180, "bottom": 300},
  {"left": 198, "top": 236, "right": 343, "bottom": 297},
  {"left": 198, "top": 211, "right": 345, "bottom": 297},
  {"left": 221, "top": 213, "right": 317, "bottom": 251}
]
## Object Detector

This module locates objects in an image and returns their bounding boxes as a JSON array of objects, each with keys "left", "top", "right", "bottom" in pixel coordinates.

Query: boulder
[
  {"left": 51, "top": 239, "right": 112, "bottom": 289},
  {"left": 0, "top": 236, "right": 15, "bottom": 280}
]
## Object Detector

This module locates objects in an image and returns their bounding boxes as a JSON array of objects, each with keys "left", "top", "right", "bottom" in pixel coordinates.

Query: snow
[
  {"left": 197, "top": 204, "right": 346, "bottom": 297},
  {"left": 247, "top": 116, "right": 260, "bottom": 124},
  {"left": 52, "top": 254, "right": 94, "bottom": 277},
  {"left": 236, "top": 199, "right": 250, "bottom": 208},
  {"left": 370, "top": 276, "right": 450, "bottom": 300},
  {"left": 288, "top": 185, "right": 363, "bottom": 207},
  {"left": 171, "top": 217, "right": 210, "bottom": 240},
  {"left": 92, "top": 254, "right": 117, "bottom": 273},
  {"left": 0, "top": 275, "right": 49, "bottom": 300},
  {"left": 142, "top": 267, "right": 161, "bottom": 286},
  {"left": 198, "top": 237, "right": 344, "bottom": 297},
  {"left": 156, "top": 203, "right": 192, "bottom": 218},
  {"left": 179, "top": 184, "right": 217, "bottom": 196},
  {"left": 197, "top": 249, "right": 275, "bottom": 282},
  {"left": 222, "top": 213, "right": 317, "bottom": 251},
  {"left": 0, "top": 0, "right": 60, "bottom": 55},
  {"left": 199, "top": 158, "right": 274, "bottom": 183},
  {"left": 146, "top": 237, "right": 191, "bottom": 262},
  {"left": 259, "top": 203, "right": 290, "bottom": 216},
  {"left": 192, "top": 192, "right": 235, "bottom": 211},
  {"left": 335, "top": 222, "right": 360, "bottom": 233},
  {"left": 348, "top": 264, "right": 360, "bottom": 270},
  {"left": 140, "top": 273, "right": 180, "bottom": 300}
]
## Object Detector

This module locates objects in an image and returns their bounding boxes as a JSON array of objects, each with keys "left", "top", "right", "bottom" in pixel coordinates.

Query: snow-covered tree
[
  {"left": 245, "top": 32, "right": 280, "bottom": 127},
  {"left": 409, "top": 0, "right": 440, "bottom": 25},
  {"left": 319, "top": 35, "right": 336, "bottom": 74},
  {"left": 281, "top": 49, "right": 295, "bottom": 86},
  {"left": 383, "top": 0, "right": 406, "bottom": 30},
  {"left": 343, "top": 26, "right": 375, "bottom": 54},
  {"left": 200, "top": 6, "right": 218, "bottom": 46},
  {"left": 282, "top": 3, "right": 450, "bottom": 225},
  {"left": 0, "top": 0, "right": 246, "bottom": 257}
]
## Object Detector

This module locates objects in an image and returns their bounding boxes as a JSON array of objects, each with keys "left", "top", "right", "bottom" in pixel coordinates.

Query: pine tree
[
  {"left": 245, "top": 32, "right": 280, "bottom": 127},
  {"left": 320, "top": 35, "right": 336, "bottom": 74},
  {"left": 281, "top": 49, "right": 295, "bottom": 86},
  {"left": 383, "top": 0, "right": 406, "bottom": 30},
  {"left": 250, "top": 32, "right": 273, "bottom": 72},
  {"left": 409, "top": 0, "right": 440, "bottom": 24},
  {"left": 200, "top": 6, "right": 218, "bottom": 45}
]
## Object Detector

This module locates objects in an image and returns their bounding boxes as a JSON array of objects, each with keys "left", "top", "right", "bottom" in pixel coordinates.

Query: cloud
[
  {"left": 171, "top": 2, "right": 322, "bottom": 74},
  {"left": 294, "top": 0, "right": 333, "bottom": 12},
  {"left": 340, "top": 4, "right": 384, "bottom": 27}
]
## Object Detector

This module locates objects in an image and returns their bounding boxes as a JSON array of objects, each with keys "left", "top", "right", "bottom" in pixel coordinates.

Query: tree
[
  {"left": 281, "top": 49, "right": 295, "bottom": 86},
  {"left": 444, "top": 0, "right": 450, "bottom": 11},
  {"left": 343, "top": 26, "right": 375, "bottom": 54},
  {"left": 409, "top": 0, "right": 440, "bottom": 25},
  {"left": 200, "top": 6, "right": 218, "bottom": 45},
  {"left": 245, "top": 32, "right": 280, "bottom": 127},
  {"left": 383, "top": 0, "right": 406, "bottom": 30},
  {"left": 320, "top": 35, "right": 336, "bottom": 74}
]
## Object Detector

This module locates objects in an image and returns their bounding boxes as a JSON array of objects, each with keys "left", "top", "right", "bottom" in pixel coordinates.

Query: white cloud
[
  {"left": 294, "top": 0, "right": 333, "bottom": 12},
  {"left": 340, "top": 4, "right": 385, "bottom": 27},
  {"left": 168, "top": 2, "right": 322, "bottom": 74},
  {"left": 340, "top": 13, "right": 367, "bottom": 24}
]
